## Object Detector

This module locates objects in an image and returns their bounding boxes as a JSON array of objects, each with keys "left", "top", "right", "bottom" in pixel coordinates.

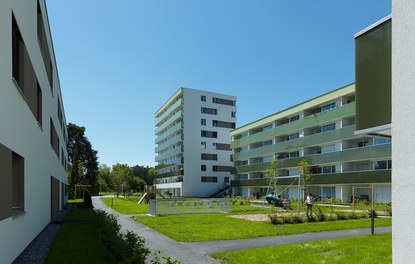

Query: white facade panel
[
  {"left": 392, "top": 1, "right": 415, "bottom": 261},
  {"left": 0, "top": 1, "right": 68, "bottom": 262}
]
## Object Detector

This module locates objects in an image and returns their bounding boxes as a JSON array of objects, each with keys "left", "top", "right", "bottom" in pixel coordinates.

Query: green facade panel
[
  {"left": 233, "top": 143, "right": 391, "bottom": 173},
  {"left": 232, "top": 125, "right": 356, "bottom": 161},
  {"left": 231, "top": 102, "right": 355, "bottom": 148},
  {"left": 355, "top": 19, "right": 391, "bottom": 131}
]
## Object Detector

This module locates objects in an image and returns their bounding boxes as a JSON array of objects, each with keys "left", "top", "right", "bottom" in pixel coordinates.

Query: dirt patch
[{"left": 229, "top": 214, "right": 269, "bottom": 221}]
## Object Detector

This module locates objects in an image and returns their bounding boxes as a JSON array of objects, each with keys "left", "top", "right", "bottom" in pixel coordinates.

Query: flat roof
[{"left": 354, "top": 15, "right": 392, "bottom": 39}]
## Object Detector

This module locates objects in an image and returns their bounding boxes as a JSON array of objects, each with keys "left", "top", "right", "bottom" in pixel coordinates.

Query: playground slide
[{"left": 138, "top": 192, "right": 147, "bottom": 204}]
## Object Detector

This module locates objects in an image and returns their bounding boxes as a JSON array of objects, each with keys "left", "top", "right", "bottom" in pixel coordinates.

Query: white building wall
[
  {"left": 392, "top": 1, "right": 415, "bottom": 261},
  {"left": 0, "top": 0, "right": 68, "bottom": 263}
]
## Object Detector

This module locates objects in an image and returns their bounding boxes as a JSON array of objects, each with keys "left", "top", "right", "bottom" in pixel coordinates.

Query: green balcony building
[{"left": 230, "top": 83, "right": 391, "bottom": 202}]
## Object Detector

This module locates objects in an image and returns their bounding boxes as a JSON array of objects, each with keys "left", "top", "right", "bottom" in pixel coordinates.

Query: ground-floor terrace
[{"left": 231, "top": 170, "right": 391, "bottom": 203}]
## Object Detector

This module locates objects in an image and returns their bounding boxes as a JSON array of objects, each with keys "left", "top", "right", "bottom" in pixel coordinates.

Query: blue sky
[{"left": 46, "top": 0, "right": 391, "bottom": 167}]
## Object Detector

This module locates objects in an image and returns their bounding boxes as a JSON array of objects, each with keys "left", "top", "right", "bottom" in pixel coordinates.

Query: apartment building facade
[
  {"left": 155, "top": 88, "right": 236, "bottom": 197},
  {"left": 230, "top": 83, "right": 391, "bottom": 202},
  {"left": 0, "top": 1, "right": 68, "bottom": 262}
]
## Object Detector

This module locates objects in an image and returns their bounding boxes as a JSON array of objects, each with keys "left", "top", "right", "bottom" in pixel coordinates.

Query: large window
[
  {"left": 322, "top": 165, "right": 336, "bottom": 174},
  {"left": 375, "top": 160, "right": 392, "bottom": 170},
  {"left": 12, "top": 14, "right": 42, "bottom": 125},
  {"left": 322, "top": 102, "right": 336, "bottom": 112},
  {"left": 201, "top": 107, "right": 218, "bottom": 115},
  {"left": 201, "top": 176, "right": 218, "bottom": 182},
  {"left": 12, "top": 152, "right": 24, "bottom": 212},
  {"left": 201, "top": 130, "right": 218, "bottom": 138},
  {"left": 38, "top": 1, "right": 53, "bottom": 91},
  {"left": 50, "top": 119, "right": 60, "bottom": 156},
  {"left": 201, "top": 153, "right": 218, "bottom": 160},
  {"left": 288, "top": 133, "right": 300, "bottom": 141},
  {"left": 321, "top": 123, "right": 336, "bottom": 132}
]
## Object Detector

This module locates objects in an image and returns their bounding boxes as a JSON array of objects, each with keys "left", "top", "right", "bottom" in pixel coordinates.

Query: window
[
  {"left": 288, "top": 133, "right": 300, "bottom": 140},
  {"left": 263, "top": 156, "right": 273, "bottom": 163},
  {"left": 322, "top": 165, "right": 336, "bottom": 174},
  {"left": 321, "top": 144, "right": 336, "bottom": 153},
  {"left": 38, "top": 1, "right": 53, "bottom": 90},
  {"left": 358, "top": 141, "right": 369, "bottom": 147},
  {"left": 289, "top": 151, "right": 300, "bottom": 158},
  {"left": 375, "top": 160, "right": 392, "bottom": 170},
  {"left": 289, "top": 115, "right": 300, "bottom": 122},
  {"left": 212, "top": 97, "right": 236, "bottom": 106},
  {"left": 356, "top": 163, "right": 372, "bottom": 171},
  {"left": 212, "top": 120, "right": 217, "bottom": 127},
  {"left": 201, "top": 176, "right": 218, "bottom": 182},
  {"left": 58, "top": 98, "right": 63, "bottom": 129},
  {"left": 201, "top": 165, "right": 206, "bottom": 171},
  {"left": 50, "top": 119, "right": 59, "bottom": 156},
  {"left": 37, "top": 83, "right": 42, "bottom": 125},
  {"left": 201, "top": 119, "right": 206, "bottom": 126},
  {"left": 322, "top": 102, "right": 336, "bottom": 111},
  {"left": 201, "top": 107, "right": 218, "bottom": 115},
  {"left": 201, "top": 130, "right": 218, "bottom": 138},
  {"left": 224, "top": 177, "right": 229, "bottom": 183},
  {"left": 12, "top": 152, "right": 24, "bottom": 212},
  {"left": 231, "top": 111, "right": 236, "bottom": 118},
  {"left": 13, "top": 14, "right": 41, "bottom": 124},
  {"left": 201, "top": 141, "right": 206, "bottom": 149},
  {"left": 201, "top": 95, "right": 206, "bottom": 102},
  {"left": 374, "top": 137, "right": 392, "bottom": 145},
  {"left": 263, "top": 124, "right": 273, "bottom": 131},
  {"left": 201, "top": 153, "right": 218, "bottom": 160},
  {"left": 263, "top": 140, "right": 273, "bottom": 146},
  {"left": 321, "top": 123, "right": 336, "bottom": 132}
]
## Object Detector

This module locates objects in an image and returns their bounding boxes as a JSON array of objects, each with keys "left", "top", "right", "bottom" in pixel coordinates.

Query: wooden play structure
[{"left": 138, "top": 185, "right": 157, "bottom": 204}]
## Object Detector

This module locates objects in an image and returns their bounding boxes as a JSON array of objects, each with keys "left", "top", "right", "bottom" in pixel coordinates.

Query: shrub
[
  {"left": 316, "top": 207, "right": 326, "bottom": 222},
  {"left": 306, "top": 214, "right": 316, "bottom": 222},
  {"left": 291, "top": 214, "right": 304, "bottom": 224},
  {"left": 335, "top": 212, "right": 347, "bottom": 220},
  {"left": 282, "top": 215, "right": 293, "bottom": 224},
  {"left": 348, "top": 212, "right": 359, "bottom": 219},
  {"left": 95, "top": 209, "right": 150, "bottom": 263},
  {"left": 269, "top": 214, "right": 282, "bottom": 225},
  {"left": 386, "top": 208, "right": 392, "bottom": 216},
  {"left": 83, "top": 190, "right": 93, "bottom": 208},
  {"left": 239, "top": 201, "right": 244, "bottom": 205}
]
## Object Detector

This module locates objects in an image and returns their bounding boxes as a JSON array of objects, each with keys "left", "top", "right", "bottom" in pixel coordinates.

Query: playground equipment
[
  {"left": 265, "top": 193, "right": 284, "bottom": 207},
  {"left": 138, "top": 185, "right": 157, "bottom": 204}
]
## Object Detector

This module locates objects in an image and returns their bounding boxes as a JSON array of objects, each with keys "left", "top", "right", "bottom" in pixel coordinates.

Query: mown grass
[
  {"left": 211, "top": 232, "right": 392, "bottom": 264},
  {"left": 134, "top": 213, "right": 391, "bottom": 242},
  {"left": 101, "top": 197, "right": 149, "bottom": 214},
  {"left": 46, "top": 207, "right": 116, "bottom": 264}
]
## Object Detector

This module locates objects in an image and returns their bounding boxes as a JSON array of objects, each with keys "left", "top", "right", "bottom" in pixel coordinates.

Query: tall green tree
[
  {"left": 111, "top": 163, "right": 133, "bottom": 197},
  {"left": 299, "top": 158, "right": 313, "bottom": 198},
  {"left": 67, "top": 123, "right": 99, "bottom": 193},
  {"left": 68, "top": 153, "right": 84, "bottom": 199},
  {"left": 266, "top": 159, "right": 279, "bottom": 194},
  {"left": 98, "top": 164, "right": 112, "bottom": 192}
]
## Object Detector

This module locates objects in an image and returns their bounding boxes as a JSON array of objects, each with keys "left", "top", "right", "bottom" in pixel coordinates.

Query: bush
[
  {"left": 335, "top": 212, "right": 347, "bottom": 220},
  {"left": 348, "top": 212, "right": 359, "bottom": 219},
  {"left": 83, "top": 190, "right": 93, "bottom": 208},
  {"left": 269, "top": 214, "right": 282, "bottom": 225},
  {"left": 368, "top": 210, "right": 378, "bottom": 218},
  {"left": 316, "top": 207, "right": 326, "bottom": 222},
  {"left": 306, "top": 214, "right": 316, "bottom": 222},
  {"left": 291, "top": 214, "right": 304, "bottom": 224},
  {"left": 95, "top": 210, "right": 150, "bottom": 263}
]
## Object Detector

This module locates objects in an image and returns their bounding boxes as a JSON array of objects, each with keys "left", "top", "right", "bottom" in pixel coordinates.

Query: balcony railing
[{"left": 231, "top": 101, "right": 355, "bottom": 148}]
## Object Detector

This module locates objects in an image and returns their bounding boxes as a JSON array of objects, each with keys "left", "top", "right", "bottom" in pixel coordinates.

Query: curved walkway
[{"left": 92, "top": 196, "right": 391, "bottom": 264}]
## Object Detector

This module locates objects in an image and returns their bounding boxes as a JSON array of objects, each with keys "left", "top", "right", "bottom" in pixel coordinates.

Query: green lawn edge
[{"left": 211, "top": 232, "right": 392, "bottom": 264}]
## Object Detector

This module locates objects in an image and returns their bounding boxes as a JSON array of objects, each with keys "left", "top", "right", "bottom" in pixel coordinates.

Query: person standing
[{"left": 305, "top": 192, "right": 314, "bottom": 216}]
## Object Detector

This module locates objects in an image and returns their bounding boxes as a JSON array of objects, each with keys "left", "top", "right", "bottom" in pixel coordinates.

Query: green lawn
[
  {"left": 101, "top": 197, "right": 149, "bottom": 214},
  {"left": 134, "top": 213, "right": 391, "bottom": 242},
  {"left": 46, "top": 208, "right": 116, "bottom": 264},
  {"left": 211, "top": 232, "right": 392, "bottom": 264}
]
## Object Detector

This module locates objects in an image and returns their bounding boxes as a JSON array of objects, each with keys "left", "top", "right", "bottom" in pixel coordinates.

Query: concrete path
[{"left": 92, "top": 196, "right": 391, "bottom": 264}]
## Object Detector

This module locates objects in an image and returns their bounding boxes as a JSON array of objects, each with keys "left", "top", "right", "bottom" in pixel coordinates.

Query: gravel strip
[{"left": 13, "top": 206, "right": 70, "bottom": 264}]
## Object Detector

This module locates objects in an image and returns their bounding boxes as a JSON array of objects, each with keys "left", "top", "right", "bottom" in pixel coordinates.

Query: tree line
[{"left": 67, "top": 123, "right": 155, "bottom": 198}]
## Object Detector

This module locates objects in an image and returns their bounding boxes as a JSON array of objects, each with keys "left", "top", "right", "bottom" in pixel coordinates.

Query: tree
[
  {"left": 299, "top": 158, "right": 313, "bottom": 198},
  {"left": 68, "top": 153, "right": 84, "bottom": 199},
  {"left": 67, "top": 123, "right": 99, "bottom": 193},
  {"left": 266, "top": 159, "right": 279, "bottom": 194},
  {"left": 98, "top": 164, "right": 112, "bottom": 193},
  {"left": 111, "top": 163, "right": 133, "bottom": 197},
  {"left": 128, "top": 177, "right": 146, "bottom": 193},
  {"left": 147, "top": 168, "right": 157, "bottom": 185}
]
